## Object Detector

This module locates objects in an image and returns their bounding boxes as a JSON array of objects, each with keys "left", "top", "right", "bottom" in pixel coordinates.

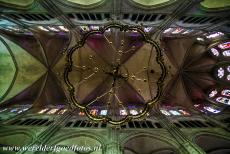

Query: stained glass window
[
  {"left": 217, "top": 67, "right": 224, "bottom": 78},
  {"left": 169, "top": 110, "right": 181, "bottom": 115},
  {"left": 90, "top": 26, "right": 100, "bottom": 30},
  {"left": 17, "top": 108, "right": 29, "bottom": 114},
  {"left": 90, "top": 109, "right": 98, "bottom": 116},
  {"left": 130, "top": 109, "right": 138, "bottom": 115},
  {"left": 172, "top": 28, "right": 183, "bottom": 34},
  {"left": 196, "top": 37, "right": 204, "bottom": 41},
  {"left": 58, "top": 109, "right": 67, "bottom": 114},
  {"left": 79, "top": 111, "right": 85, "bottom": 116},
  {"left": 178, "top": 109, "right": 190, "bottom": 115},
  {"left": 210, "top": 48, "right": 219, "bottom": 57},
  {"left": 204, "top": 106, "right": 221, "bottom": 114},
  {"left": 144, "top": 27, "right": 152, "bottom": 32},
  {"left": 227, "top": 74, "right": 230, "bottom": 81},
  {"left": 208, "top": 88, "right": 230, "bottom": 108},
  {"left": 227, "top": 66, "right": 230, "bottom": 72},
  {"left": 206, "top": 32, "right": 224, "bottom": 39},
  {"left": 209, "top": 89, "right": 218, "bottom": 98},
  {"left": 37, "top": 26, "right": 49, "bottom": 32},
  {"left": 221, "top": 89, "right": 230, "bottom": 97},
  {"left": 38, "top": 108, "right": 48, "bottom": 114},
  {"left": 222, "top": 50, "right": 230, "bottom": 56},
  {"left": 216, "top": 97, "right": 230, "bottom": 105},
  {"left": 163, "top": 28, "right": 173, "bottom": 33},
  {"left": 160, "top": 109, "right": 171, "bottom": 116},
  {"left": 218, "top": 41, "right": 230, "bottom": 49},
  {"left": 80, "top": 26, "right": 89, "bottom": 31},
  {"left": 58, "top": 26, "right": 69, "bottom": 32},
  {"left": 47, "top": 26, "right": 59, "bottom": 32},
  {"left": 100, "top": 110, "right": 107, "bottom": 116},
  {"left": 215, "top": 65, "right": 230, "bottom": 81},
  {"left": 182, "top": 29, "right": 193, "bottom": 34},
  {"left": 47, "top": 108, "right": 59, "bottom": 114},
  {"left": 120, "top": 110, "right": 127, "bottom": 116},
  {"left": 0, "top": 108, "right": 7, "bottom": 113}
]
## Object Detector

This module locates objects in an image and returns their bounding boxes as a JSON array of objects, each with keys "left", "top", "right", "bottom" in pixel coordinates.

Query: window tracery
[
  {"left": 209, "top": 40, "right": 230, "bottom": 58},
  {"left": 217, "top": 67, "right": 224, "bottom": 78},
  {"left": 215, "top": 64, "right": 230, "bottom": 81},
  {"left": 208, "top": 88, "right": 230, "bottom": 106},
  {"left": 218, "top": 41, "right": 230, "bottom": 50}
]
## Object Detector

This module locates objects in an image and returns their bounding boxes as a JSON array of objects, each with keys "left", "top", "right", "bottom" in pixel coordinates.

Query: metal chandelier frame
[{"left": 63, "top": 23, "right": 167, "bottom": 125}]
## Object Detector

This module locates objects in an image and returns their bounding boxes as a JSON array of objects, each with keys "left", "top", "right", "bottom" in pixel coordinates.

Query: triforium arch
[
  {"left": 46, "top": 131, "right": 107, "bottom": 154},
  {"left": 0, "top": 129, "right": 34, "bottom": 153},
  {"left": 120, "top": 132, "right": 181, "bottom": 154},
  {"left": 193, "top": 132, "right": 230, "bottom": 154}
]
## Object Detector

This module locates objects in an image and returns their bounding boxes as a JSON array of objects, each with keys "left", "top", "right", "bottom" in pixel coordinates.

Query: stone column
[
  {"left": 105, "top": 127, "right": 122, "bottom": 154},
  {"left": 154, "top": 105, "right": 205, "bottom": 154}
]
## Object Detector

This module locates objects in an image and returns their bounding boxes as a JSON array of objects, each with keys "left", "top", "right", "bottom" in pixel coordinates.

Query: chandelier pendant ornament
[{"left": 64, "top": 23, "right": 167, "bottom": 125}]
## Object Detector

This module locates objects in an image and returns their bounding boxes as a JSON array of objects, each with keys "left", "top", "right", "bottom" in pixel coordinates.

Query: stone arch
[
  {"left": 0, "top": 129, "right": 34, "bottom": 154},
  {"left": 128, "top": 0, "right": 177, "bottom": 10},
  {"left": 194, "top": 132, "right": 230, "bottom": 154},
  {"left": 121, "top": 132, "right": 180, "bottom": 154},
  {"left": 55, "top": 0, "right": 106, "bottom": 9},
  {"left": 47, "top": 131, "right": 107, "bottom": 154}
]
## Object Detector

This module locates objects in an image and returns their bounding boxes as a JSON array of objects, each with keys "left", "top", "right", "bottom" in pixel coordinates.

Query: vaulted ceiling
[{"left": 0, "top": 26, "right": 227, "bottom": 115}]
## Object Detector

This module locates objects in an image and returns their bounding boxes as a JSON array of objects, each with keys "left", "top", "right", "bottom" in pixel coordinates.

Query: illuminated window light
[
  {"left": 227, "top": 66, "right": 230, "bottom": 72},
  {"left": 206, "top": 32, "right": 224, "bottom": 39},
  {"left": 222, "top": 50, "right": 230, "bottom": 56},
  {"left": 47, "top": 108, "right": 59, "bottom": 114},
  {"left": 5, "top": 28, "right": 13, "bottom": 32},
  {"left": 18, "top": 108, "right": 29, "bottom": 114},
  {"left": 100, "top": 110, "right": 107, "bottom": 115},
  {"left": 38, "top": 108, "right": 49, "bottom": 114},
  {"left": 105, "top": 28, "right": 110, "bottom": 32},
  {"left": 80, "top": 26, "right": 89, "bottom": 31},
  {"left": 210, "top": 48, "right": 219, "bottom": 57},
  {"left": 209, "top": 89, "right": 218, "bottom": 98},
  {"left": 90, "top": 26, "right": 100, "bottom": 30},
  {"left": 182, "top": 29, "right": 193, "bottom": 34},
  {"left": 227, "top": 74, "right": 230, "bottom": 81},
  {"left": 120, "top": 110, "right": 127, "bottom": 116},
  {"left": 172, "top": 28, "right": 183, "bottom": 34},
  {"left": 178, "top": 109, "right": 190, "bottom": 116},
  {"left": 130, "top": 109, "right": 138, "bottom": 115},
  {"left": 47, "top": 26, "right": 59, "bottom": 32},
  {"left": 131, "top": 30, "right": 138, "bottom": 33},
  {"left": 139, "top": 110, "right": 150, "bottom": 116},
  {"left": 216, "top": 97, "right": 230, "bottom": 105},
  {"left": 38, "top": 26, "right": 49, "bottom": 32},
  {"left": 218, "top": 42, "right": 230, "bottom": 50},
  {"left": 79, "top": 111, "right": 85, "bottom": 116},
  {"left": 7, "top": 26, "right": 20, "bottom": 31},
  {"left": 204, "top": 106, "right": 221, "bottom": 114},
  {"left": 160, "top": 109, "right": 171, "bottom": 116},
  {"left": 144, "top": 27, "right": 152, "bottom": 32},
  {"left": 163, "top": 28, "right": 173, "bottom": 33},
  {"left": 169, "top": 110, "right": 181, "bottom": 116},
  {"left": 0, "top": 108, "right": 7, "bottom": 113},
  {"left": 10, "top": 108, "right": 19, "bottom": 113},
  {"left": 217, "top": 67, "right": 224, "bottom": 78},
  {"left": 196, "top": 37, "right": 204, "bottom": 41},
  {"left": 58, "top": 109, "right": 67, "bottom": 114},
  {"left": 221, "top": 89, "right": 230, "bottom": 97},
  {"left": 58, "top": 26, "right": 69, "bottom": 32},
  {"left": 90, "top": 109, "right": 98, "bottom": 116}
]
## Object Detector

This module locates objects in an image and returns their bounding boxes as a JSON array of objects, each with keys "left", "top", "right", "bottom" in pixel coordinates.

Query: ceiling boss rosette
[{"left": 64, "top": 23, "right": 167, "bottom": 125}]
